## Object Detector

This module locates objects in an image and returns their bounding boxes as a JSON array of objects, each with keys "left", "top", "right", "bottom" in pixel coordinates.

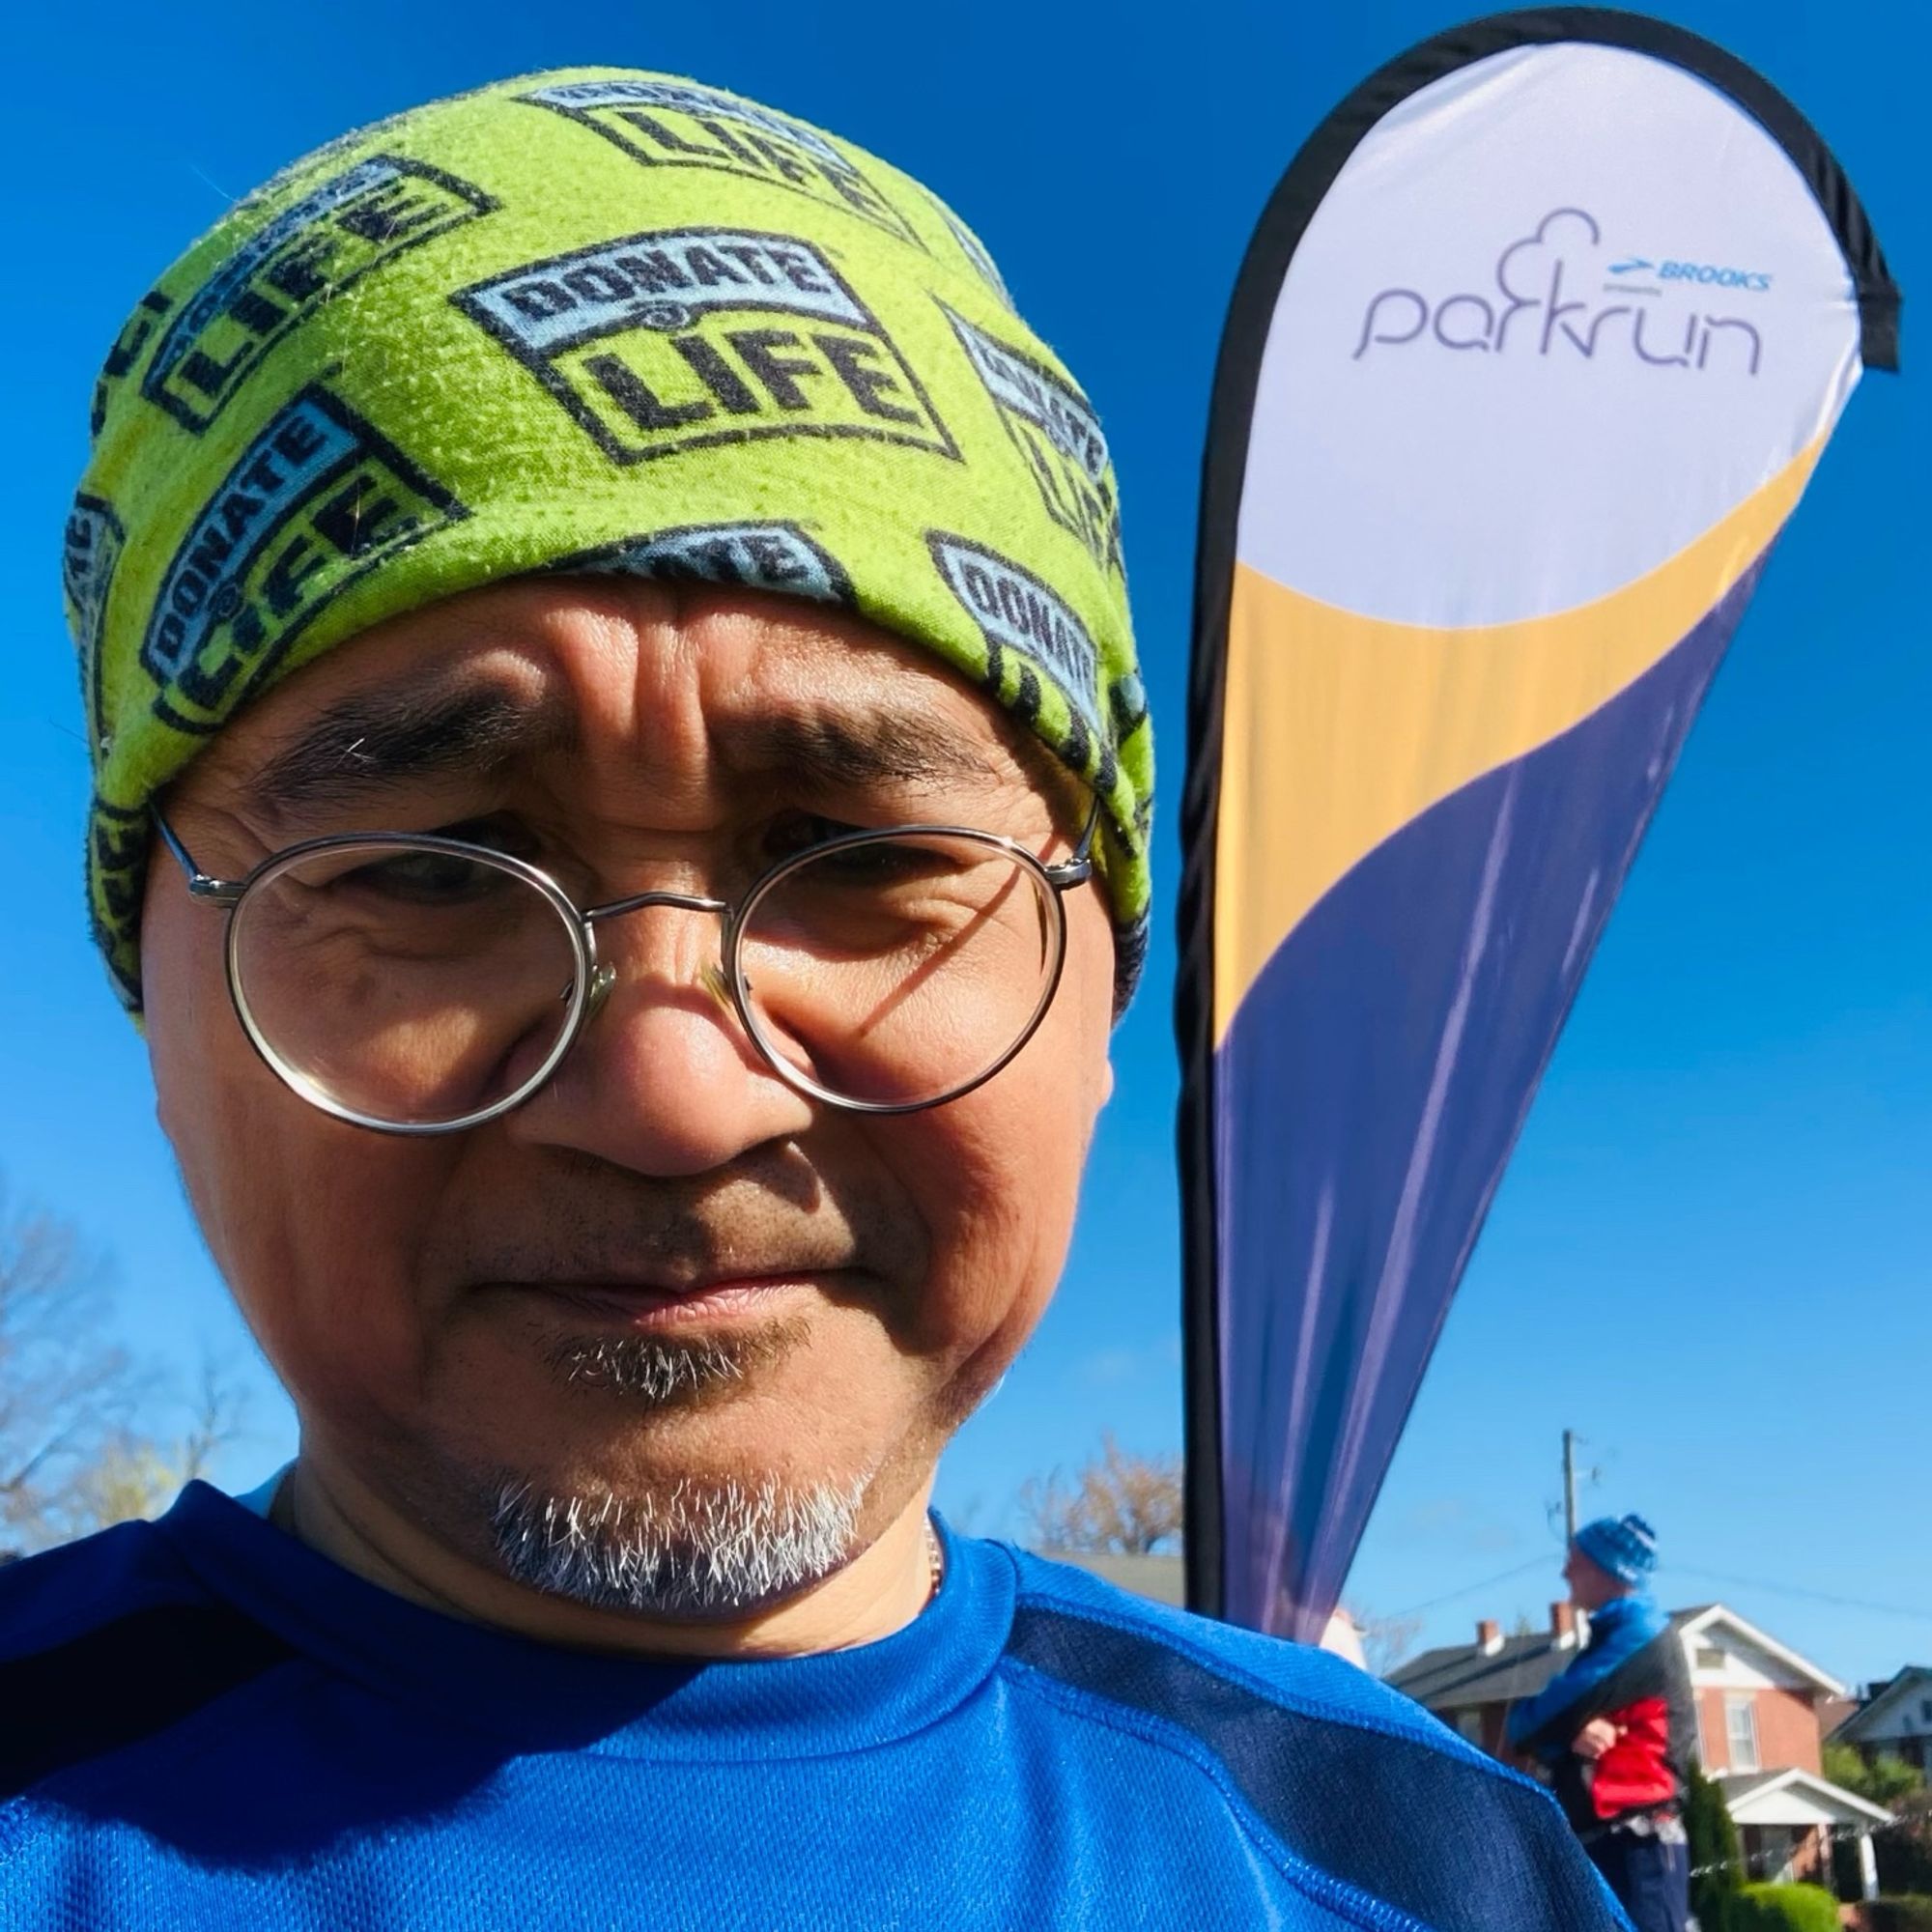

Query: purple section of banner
[{"left": 1213, "top": 557, "right": 1769, "bottom": 1639}]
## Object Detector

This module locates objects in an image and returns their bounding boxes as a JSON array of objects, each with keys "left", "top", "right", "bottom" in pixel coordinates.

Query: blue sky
[{"left": 1, "top": 0, "right": 1924, "bottom": 1688}]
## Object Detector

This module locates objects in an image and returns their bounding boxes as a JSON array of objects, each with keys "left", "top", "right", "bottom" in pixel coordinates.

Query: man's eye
[
  {"left": 420, "top": 815, "right": 539, "bottom": 859},
  {"left": 761, "top": 815, "right": 971, "bottom": 894},
  {"left": 336, "top": 850, "right": 515, "bottom": 904},
  {"left": 810, "top": 839, "right": 947, "bottom": 888},
  {"left": 763, "top": 811, "right": 865, "bottom": 861}
]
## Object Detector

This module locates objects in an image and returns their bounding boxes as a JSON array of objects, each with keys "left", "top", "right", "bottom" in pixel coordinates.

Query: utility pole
[{"left": 1562, "top": 1429, "right": 1579, "bottom": 1546}]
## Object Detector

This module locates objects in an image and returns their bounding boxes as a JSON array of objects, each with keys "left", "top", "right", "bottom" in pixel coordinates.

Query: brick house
[
  {"left": 1390, "top": 1602, "right": 1893, "bottom": 1888},
  {"left": 1831, "top": 1665, "right": 1932, "bottom": 1775}
]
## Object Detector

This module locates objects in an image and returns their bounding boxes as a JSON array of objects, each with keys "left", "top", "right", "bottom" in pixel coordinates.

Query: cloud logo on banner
[{"left": 1353, "top": 206, "right": 1764, "bottom": 375}]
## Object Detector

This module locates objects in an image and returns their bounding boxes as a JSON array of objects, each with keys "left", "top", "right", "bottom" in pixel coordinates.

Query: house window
[
  {"left": 1725, "top": 1694, "right": 1760, "bottom": 1772},
  {"left": 1696, "top": 1646, "right": 1727, "bottom": 1672},
  {"left": 1920, "top": 1697, "right": 1932, "bottom": 1726},
  {"left": 1456, "top": 1711, "right": 1486, "bottom": 1746}
]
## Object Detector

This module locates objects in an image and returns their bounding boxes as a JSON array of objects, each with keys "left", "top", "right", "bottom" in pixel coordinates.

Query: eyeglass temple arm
[
  {"left": 1042, "top": 800, "right": 1104, "bottom": 891},
  {"left": 150, "top": 810, "right": 246, "bottom": 907}
]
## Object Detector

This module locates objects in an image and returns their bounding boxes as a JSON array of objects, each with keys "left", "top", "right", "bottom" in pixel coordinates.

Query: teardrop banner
[{"left": 1177, "top": 9, "right": 1899, "bottom": 1635}]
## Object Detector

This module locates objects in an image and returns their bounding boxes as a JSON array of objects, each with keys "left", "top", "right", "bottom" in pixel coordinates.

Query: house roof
[
  {"left": 1719, "top": 1770, "right": 1791, "bottom": 1803},
  {"left": 1044, "top": 1550, "right": 1185, "bottom": 1607},
  {"left": 1388, "top": 1626, "right": 1588, "bottom": 1709},
  {"left": 1389, "top": 1605, "right": 1843, "bottom": 1709},
  {"left": 1831, "top": 1664, "right": 1932, "bottom": 1742},
  {"left": 1818, "top": 1695, "right": 1861, "bottom": 1738},
  {"left": 1714, "top": 1768, "right": 1894, "bottom": 1830},
  {"left": 1675, "top": 1605, "right": 1844, "bottom": 1697}
]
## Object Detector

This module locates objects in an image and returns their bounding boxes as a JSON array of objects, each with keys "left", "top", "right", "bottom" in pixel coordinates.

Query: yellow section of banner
[{"left": 1213, "top": 441, "right": 1821, "bottom": 1044}]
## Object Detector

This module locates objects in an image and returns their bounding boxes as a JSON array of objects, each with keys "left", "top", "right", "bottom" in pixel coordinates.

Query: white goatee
[{"left": 488, "top": 1474, "right": 869, "bottom": 1617}]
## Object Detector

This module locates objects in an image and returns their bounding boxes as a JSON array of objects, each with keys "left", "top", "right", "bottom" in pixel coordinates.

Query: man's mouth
[{"left": 480, "top": 1273, "right": 841, "bottom": 1330}]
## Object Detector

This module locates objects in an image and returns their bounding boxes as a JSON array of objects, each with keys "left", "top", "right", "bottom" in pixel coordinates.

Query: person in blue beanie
[{"left": 1507, "top": 1515, "right": 1696, "bottom": 1932}]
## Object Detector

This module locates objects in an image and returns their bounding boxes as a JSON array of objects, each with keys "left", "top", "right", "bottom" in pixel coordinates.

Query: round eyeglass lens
[
  {"left": 736, "top": 830, "right": 1064, "bottom": 1109},
  {"left": 227, "top": 839, "right": 585, "bottom": 1129}
]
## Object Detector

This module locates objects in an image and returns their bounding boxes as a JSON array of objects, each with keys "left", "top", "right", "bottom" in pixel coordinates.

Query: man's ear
[{"left": 1100, "top": 1057, "right": 1116, "bottom": 1106}]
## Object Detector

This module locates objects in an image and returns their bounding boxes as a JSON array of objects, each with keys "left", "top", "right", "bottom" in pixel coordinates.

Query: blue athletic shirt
[{"left": 0, "top": 1482, "right": 1629, "bottom": 1930}]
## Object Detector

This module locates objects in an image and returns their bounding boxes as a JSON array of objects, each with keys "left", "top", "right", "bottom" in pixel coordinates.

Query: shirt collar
[{"left": 157, "top": 1480, "right": 1013, "bottom": 1760}]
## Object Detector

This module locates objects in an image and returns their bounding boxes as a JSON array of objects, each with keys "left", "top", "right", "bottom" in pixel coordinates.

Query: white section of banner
[{"left": 1236, "top": 43, "right": 1862, "bottom": 627}]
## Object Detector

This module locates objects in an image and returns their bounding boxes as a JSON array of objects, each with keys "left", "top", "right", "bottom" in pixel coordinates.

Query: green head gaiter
[{"left": 64, "top": 68, "right": 1151, "bottom": 1017}]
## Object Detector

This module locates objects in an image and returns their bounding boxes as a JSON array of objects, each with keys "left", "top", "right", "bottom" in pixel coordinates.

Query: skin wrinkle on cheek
[{"left": 137, "top": 579, "right": 1118, "bottom": 1625}]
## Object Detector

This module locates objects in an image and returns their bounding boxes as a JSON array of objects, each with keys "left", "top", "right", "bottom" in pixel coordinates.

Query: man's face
[
  {"left": 141, "top": 579, "right": 1116, "bottom": 1612},
  {"left": 1563, "top": 1544, "right": 1624, "bottom": 1611}
]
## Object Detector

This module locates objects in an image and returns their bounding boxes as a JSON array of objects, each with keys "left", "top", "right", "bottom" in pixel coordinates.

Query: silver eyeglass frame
[{"left": 152, "top": 806, "right": 1099, "bottom": 1136}]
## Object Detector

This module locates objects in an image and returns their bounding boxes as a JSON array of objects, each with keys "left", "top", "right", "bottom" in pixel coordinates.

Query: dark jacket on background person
[{"left": 1506, "top": 1595, "right": 1695, "bottom": 1836}]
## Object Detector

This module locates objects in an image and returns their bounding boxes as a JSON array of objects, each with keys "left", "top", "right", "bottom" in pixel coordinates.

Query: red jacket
[{"left": 1506, "top": 1598, "right": 1694, "bottom": 1833}]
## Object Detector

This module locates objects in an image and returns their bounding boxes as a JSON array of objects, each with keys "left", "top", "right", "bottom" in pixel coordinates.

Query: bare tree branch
[
  {"left": 0, "top": 1177, "right": 252, "bottom": 1554},
  {"left": 177, "top": 1354, "right": 252, "bottom": 1485},
  {"left": 1344, "top": 1604, "right": 1426, "bottom": 1677},
  {"left": 1018, "top": 1434, "right": 1184, "bottom": 1555}
]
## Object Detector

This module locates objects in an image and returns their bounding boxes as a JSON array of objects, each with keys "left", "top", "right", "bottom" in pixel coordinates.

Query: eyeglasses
[{"left": 153, "top": 805, "right": 1097, "bottom": 1135}]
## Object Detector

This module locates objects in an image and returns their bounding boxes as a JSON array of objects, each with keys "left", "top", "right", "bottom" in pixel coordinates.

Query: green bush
[
  {"left": 1825, "top": 1742, "right": 1928, "bottom": 1807},
  {"left": 1726, "top": 1882, "right": 1840, "bottom": 1932},
  {"left": 1687, "top": 1759, "right": 1744, "bottom": 1931},
  {"left": 1867, "top": 1897, "right": 1932, "bottom": 1932}
]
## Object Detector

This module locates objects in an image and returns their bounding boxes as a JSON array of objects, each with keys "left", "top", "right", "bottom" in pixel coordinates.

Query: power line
[
  {"left": 1387, "top": 1558, "right": 1929, "bottom": 1633},
  {"left": 1380, "top": 1525, "right": 1928, "bottom": 1632},
  {"left": 1386, "top": 1557, "right": 1552, "bottom": 1621},
  {"left": 1671, "top": 1565, "right": 1932, "bottom": 1626}
]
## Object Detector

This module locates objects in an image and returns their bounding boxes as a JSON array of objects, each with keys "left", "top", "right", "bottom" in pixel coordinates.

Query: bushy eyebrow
[
  {"left": 250, "top": 682, "right": 579, "bottom": 812},
  {"left": 245, "top": 678, "right": 1010, "bottom": 815},
  {"left": 732, "top": 713, "right": 1005, "bottom": 796}
]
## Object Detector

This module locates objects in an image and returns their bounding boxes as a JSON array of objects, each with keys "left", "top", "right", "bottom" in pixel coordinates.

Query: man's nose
[{"left": 503, "top": 899, "right": 814, "bottom": 1176}]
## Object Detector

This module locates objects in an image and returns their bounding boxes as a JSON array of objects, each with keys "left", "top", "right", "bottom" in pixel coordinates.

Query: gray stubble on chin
[
  {"left": 487, "top": 1316, "right": 866, "bottom": 1616},
  {"left": 488, "top": 1474, "right": 869, "bottom": 1617}
]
